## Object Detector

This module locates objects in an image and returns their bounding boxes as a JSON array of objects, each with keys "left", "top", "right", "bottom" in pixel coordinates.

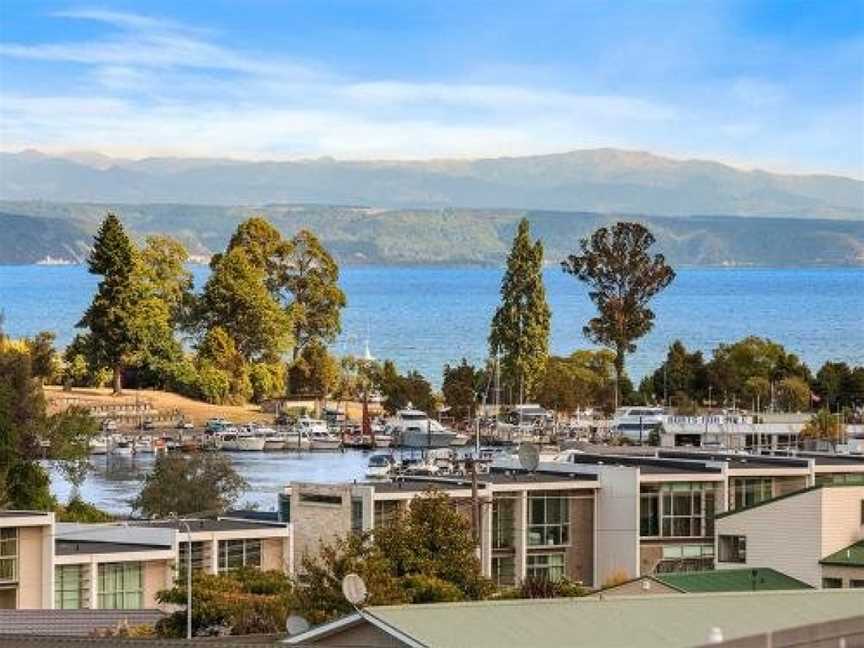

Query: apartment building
[
  {"left": 284, "top": 470, "right": 600, "bottom": 587},
  {"left": 0, "top": 512, "right": 54, "bottom": 609},
  {"left": 715, "top": 484, "right": 864, "bottom": 588}
]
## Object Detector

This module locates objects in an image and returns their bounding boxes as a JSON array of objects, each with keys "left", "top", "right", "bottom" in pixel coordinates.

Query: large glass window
[
  {"left": 822, "top": 577, "right": 843, "bottom": 589},
  {"left": 528, "top": 492, "right": 569, "bottom": 547},
  {"left": 0, "top": 529, "right": 17, "bottom": 583},
  {"left": 98, "top": 563, "right": 143, "bottom": 609},
  {"left": 729, "top": 478, "right": 773, "bottom": 510},
  {"left": 491, "top": 556, "right": 516, "bottom": 586},
  {"left": 217, "top": 539, "right": 262, "bottom": 573},
  {"left": 374, "top": 501, "right": 401, "bottom": 528},
  {"left": 718, "top": 535, "right": 747, "bottom": 563},
  {"left": 641, "top": 482, "right": 716, "bottom": 539},
  {"left": 816, "top": 473, "right": 864, "bottom": 486},
  {"left": 351, "top": 498, "right": 364, "bottom": 535},
  {"left": 526, "top": 554, "right": 565, "bottom": 581},
  {"left": 55, "top": 565, "right": 88, "bottom": 609},
  {"left": 492, "top": 498, "right": 515, "bottom": 549},
  {"left": 178, "top": 541, "right": 207, "bottom": 579}
]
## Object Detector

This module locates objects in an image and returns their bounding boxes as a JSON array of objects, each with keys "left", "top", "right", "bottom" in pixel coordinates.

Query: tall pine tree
[
  {"left": 489, "top": 218, "right": 550, "bottom": 400},
  {"left": 77, "top": 213, "right": 137, "bottom": 394}
]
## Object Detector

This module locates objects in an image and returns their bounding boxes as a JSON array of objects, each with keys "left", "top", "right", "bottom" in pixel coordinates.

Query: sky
[{"left": 0, "top": 1, "right": 862, "bottom": 177}]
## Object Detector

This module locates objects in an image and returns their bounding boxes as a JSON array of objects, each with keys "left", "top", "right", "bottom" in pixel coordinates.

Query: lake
[{"left": 1, "top": 265, "right": 862, "bottom": 384}]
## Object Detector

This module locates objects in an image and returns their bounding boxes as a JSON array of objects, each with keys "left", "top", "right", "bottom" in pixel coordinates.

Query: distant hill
[
  {"left": 1, "top": 149, "right": 861, "bottom": 219},
  {"left": 1, "top": 201, "right": 862, "bottom": 267}
]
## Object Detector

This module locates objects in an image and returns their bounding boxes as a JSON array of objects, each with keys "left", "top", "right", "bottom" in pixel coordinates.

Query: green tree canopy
[
  {"left": 489, "top": 218, "right": 550, "bottom": 400},
  {"left": 535, "top": 350, "right": 616, "bottom": 413},
  {"left": 288, "top": 341, "right": 341, "bottom": 398},
  {"left": 131, "top": 453, "right": 248, "bottom": 517},
  {"left": 442, "top": 359, "right": 486, "bottom": 420},
  {"left": 561, "top": 222, "right": 675, "bottom": 403}
]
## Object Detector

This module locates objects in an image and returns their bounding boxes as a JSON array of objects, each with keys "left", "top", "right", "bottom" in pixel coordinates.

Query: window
[
  {"left": 526, "top": 554, "right": 565, "bottom": 581},
  {"left": 640, "top": 486, "right": 660, "bottom": 536},
  {"left": 278, "top": 493, "right": 291, "bottom": 522},
  {"left": 218, "top": 539, "right": 262, "bottom": 573},
  {"left": 850, "top": 580, "right": 864, "bottom": 589},
  {"left": 374, "top": 501, "right": 400, "bottom": 528},
  {"left": 98, "top": 563, "right": 143, "bottom": 609},
  {"left": 55, "top": 565, "right": 88, "bottom": 609},
  {"left": 718, "top": 535, "right": 747, "bottom": 563},
  {"left": 299, "top": 493, "right": 342, "bottom": 505},
  {"left": 816, "top": 473, "right": 864, "bottom": 486},
  {"left": 730, "top": 478, "right": 773, "bottom": 510},
  {"left": 528, "top": 492, "right": 569, "bottom": 547},
  {"left": 491, "top": 556, "right": 515, "bottom": 586},
  {"left": 860, "top": 500, "right": 864, "bottom": 525},
  {"left": 351, "top": 498, "right": 364, "bottom": 535},
  {"left": 0, "top": 529, "right": 17, "bottom": 582},
  {"left": 178, "top": 541, "right": 207, "bottom": 579},
  {"left": 822, "top": 577, "right": 843, "bottom": 589},
  {"left": 492, "top": 498, "right": 515, "bottom": 549}
]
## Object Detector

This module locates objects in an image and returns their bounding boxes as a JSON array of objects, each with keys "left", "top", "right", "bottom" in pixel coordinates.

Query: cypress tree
[
  {"left": 489, "top": 218, "right": 550, "bottom": 400},
  {"left": 77, "top": 213, "right": 137, "bottom": 394}
]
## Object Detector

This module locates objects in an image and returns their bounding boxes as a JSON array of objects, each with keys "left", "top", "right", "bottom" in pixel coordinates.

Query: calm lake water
[{"left": 3, "top": 264, "right": 861, "bottom": 511}]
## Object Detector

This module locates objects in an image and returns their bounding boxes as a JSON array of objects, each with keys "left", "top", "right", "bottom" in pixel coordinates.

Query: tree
[
  {"left": 76, "top": 213, "right": 137, "bottom": 394},
  {"left": 489, "top": 219, "right": 550, "bottom": 400},
  {"left": 778, "top": 376, "right": 811, "bottom": 412},
  {"left": 196, "top": 326, "right": 251, "bottom": 404},
  {"left": 800, "top": 409, "right": 845, "bottom": 450},
  {"left": 284, "top": 230, "right": 346, "bottom": 361},
  {"left": 442, "top": 360, "right": 485, "bottom": 420},
  {"left": 136, "top": 235, "right": 194, "bottom": 326},
  {"left": 815, "top": 361, "right": 854, "bottom": 410},
  {"left": 561, "top": 222, "right": 675, "bottom": 404},
  {"left": 287, "top": 341, "right": 341, "bottom": 398},
  {"left": 645, "top": 341, "right": 708, "bottom": 408},
  {"left": 535, "top": 350, "right": 615, "bottom": 414},
  {"left": 131, "top": 453, "right": 248, "bottom": 517},
  {"left": 47, "top": 406, "right": 100, "bottom": 498},
  {"left": 26, "top": 331, "right": 59, "bottom": 383}
]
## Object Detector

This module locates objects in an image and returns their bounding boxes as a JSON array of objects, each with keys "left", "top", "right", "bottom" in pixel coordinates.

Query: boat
[
  {"left": 611, "top": 406, "right": 666, "bottom": 441},
  {"left": 261, "top": 429, "right": 288, "bottom": 450},
  {"left": 133, "top": 437, "right": 156, "bottom": 453},
  {"left": 450, "top": 432, "right": 470, "bottom": 447},
  {"left": 89, "top": 436, "right": 109, "bottom": 455},
  {"left": 111, "top": 437, "right": 134, "bottom": 456},
  {"left": 374, "top": 433, "right": 393, "bottom": 448},
  {"left": 218, "top": 428, "right": 266, "bottom": 451},
  {"left": 294, "top": 416, "right": 329, "bottom": 435},
  {"left": 366, "top": 454, "right": 395, "bottom": 479},
  {"left": 205, "top": 418, "right": 233, "bottom": 433},
  {"left": 308, "top": 429, "right": 342, "bottom": 451},
  {"left": 385, "top": 408, "right": 457, "bottom": 448}
]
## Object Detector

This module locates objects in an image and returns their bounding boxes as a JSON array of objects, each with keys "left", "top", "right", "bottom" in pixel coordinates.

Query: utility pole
[{"left": 469, "top": 458, "right": 480, "bottom": 552}]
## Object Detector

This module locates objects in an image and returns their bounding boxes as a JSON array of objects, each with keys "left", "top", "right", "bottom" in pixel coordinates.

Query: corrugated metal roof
[
  {"left": 821, "top": 540, "right": 864, "bottom": 567},
  {"left": 360, "top": 590, "right": 864, "bottom": 648},
  {"left": 0, "top": 609, "right": 165, "bottom": 637},
  {"left": 655, "top": 568, "right": 812, "bottom": 592}
]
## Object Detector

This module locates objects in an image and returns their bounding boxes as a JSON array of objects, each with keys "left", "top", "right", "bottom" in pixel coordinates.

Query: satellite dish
[
  {"left": 286, "top": 615, "right": 310, "bottom": 636},
  {"left": 341, "top": 573, "right": 368, "bottom": 606},
  {"left": 518, "top": 443, "right": 540, "bottom": 472}
]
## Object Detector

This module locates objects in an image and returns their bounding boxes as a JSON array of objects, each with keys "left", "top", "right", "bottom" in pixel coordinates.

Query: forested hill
[{"left": 1, "top": 202, "right": 862, "bottom": 267}]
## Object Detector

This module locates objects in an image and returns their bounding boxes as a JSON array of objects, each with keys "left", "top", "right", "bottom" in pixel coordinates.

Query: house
[
  {"left": 284, "top": 469, "right": 599, "bottom": 587},
  {"left": 714, "top": 483, "right": 864, "bottom": 588},
  {"left": 283, "top": 590, "right": 864, "bottom": 648},
  {"left": 0, "top": 511, "right": 54, "bottom": 609}
]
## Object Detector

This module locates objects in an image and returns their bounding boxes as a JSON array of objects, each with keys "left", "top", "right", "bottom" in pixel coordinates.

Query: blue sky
[{"left": 1, "top": 1, "right": 862, "bottom": 176}]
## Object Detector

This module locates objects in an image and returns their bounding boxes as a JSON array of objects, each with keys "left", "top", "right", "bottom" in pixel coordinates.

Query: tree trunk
[
  {"left": 112, "top": 363, "right": 123, "bottom": 395},
  {"left": 614, "top": 345, "right": 626, "bottom": 409}
]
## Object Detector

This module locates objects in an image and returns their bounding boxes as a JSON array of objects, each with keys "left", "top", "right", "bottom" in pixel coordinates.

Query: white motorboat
[
  {"left": 308, "top": 430, "right": 342, "bottom": 451},
  {"left": 218, "top": 428, "right": 266, "bottom": 452},
  {"left": 133, "top": 437, "right": 156, "bottom": 453},
  {"left": 386, "top": 408, "right": 456, "bottom": 448},
  {"left": 450, "top": 432, "right": 470, "bottom": 447},
  {"left": 89, "top": 436, "right": 109, "bottom": 455},
  {"left": 262, "top": 430, "right": 288, "bottom": 450},
  {"left": 366, "top": 454, "right": 395, "bottom": 479},
  {"left": 373, "top": 433, "right": 393, "bottom": 448},
  {"left": 294, "top": 416, "right": 329, "bottom": 435},
  {"left": 611, "top": 406, "right": 666, "bottom": 441},
  {"left": 111, "top": 437, "right": 134, "bottom": 456},
  {"left": 280, "top": 430, "right": 312, "bottom": 451}
]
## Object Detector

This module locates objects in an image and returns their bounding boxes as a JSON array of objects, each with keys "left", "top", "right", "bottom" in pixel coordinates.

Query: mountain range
[{"left": 2, "top": 148, "right": 861, "bottom": 219}]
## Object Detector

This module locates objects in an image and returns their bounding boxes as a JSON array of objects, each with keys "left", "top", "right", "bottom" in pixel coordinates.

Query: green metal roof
[
  {"left": 356, "top": 590, "right": 864, "bottom": 648},
  {"left": 821, "top": 540, "right": 864, "bottom": 567},
  {"left": 654, "top": 568, "right": 812, "bottom": 593}
]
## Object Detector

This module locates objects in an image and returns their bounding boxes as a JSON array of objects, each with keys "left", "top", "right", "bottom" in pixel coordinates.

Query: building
[
  {"left": 284, "top": 469, "right": 599, "bottom": 587},
  {"left": 283, "top": 590, "right": 864, "bottom": 648},
  {"left": 0, "top": 511, "right": 291, "bottom": 612},
  {"left": 0, "top": 511, "right": 54, "bottom": 609},
  {"left": 715, "top": 483, "right": 864, "bottom": 588},
  {"left": 596, "top": 567, "right": 811, "bottom": 597}
]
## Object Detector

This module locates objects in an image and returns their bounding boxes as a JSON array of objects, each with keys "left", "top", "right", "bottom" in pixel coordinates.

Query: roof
[
  {"left": 137, "top": 518, "right": 287, "bottom": 532},
  {"left": 0, "top": 511, "right": 51, "bottom": 518},
  {"left": 820, "top": 540, "right": 864, "bottom": 567},
  {"left": 799, "top": 453, "right": 864, "bottom": 466},
  {"left": 655, "top": 568, "right": 812, "bottom": 593},
  {"left": 565, "top": 453, "right": 722, "bottom": 475},
  {"left": 285, "top": 590, "right": 864, "bottom": 648},
  {"left": 370, "top": 480, "right": 487, "bottom": 494},
  {"left": 0, "top": 609, "right": 165, "bottom": 637},
  {"left": 483, "top": 470, "right": 598, "bottom": 485},
  {"left": 657, "top": 451, "right": 810, "bottom": 470},
  {"left": 55, "top": 539, "right": 170, "bottom": 556}
]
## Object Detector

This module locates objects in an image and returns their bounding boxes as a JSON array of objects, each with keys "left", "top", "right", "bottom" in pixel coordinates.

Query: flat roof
[
  {"left": 804, "top": 454, "right": 864, "bottom": 466},
  {"left": 565, "top": 453, "right": 722, "bottom": 475},
  {"left": 370, "top": 480, "right": 485, "bottom": 494},
  {"left": 657, "top": 451, "right": 810, "bottom": 470},
  {"left": 483, "top": 470, "right": 598, "bottom": 484},
  {"left": 137, "top": 518, "right": 287, "bottom": 532},
  {"left": 55, "top": 539, "right": 170, "bottom": 556},
  {"left": 288, "top": 590, "right": 864, "bottom": 648},
  {"left": 0, "top": 511, "right": 51, "bottom": 518}
]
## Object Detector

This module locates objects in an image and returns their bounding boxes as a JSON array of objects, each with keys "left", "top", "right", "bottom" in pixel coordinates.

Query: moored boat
[
  {"left": 366, "top": 454, "right": 395, "bottom": 479},
  {"left": 218, "top": 428, "right": 266, "bottom": 451}
]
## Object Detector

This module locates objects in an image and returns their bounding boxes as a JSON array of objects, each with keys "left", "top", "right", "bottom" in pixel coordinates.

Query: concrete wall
[
  {"left": 17, "top": 526, "right": 49, "bottom": 609},
  {"left": 567, "top": 492, "right": 595, "bottom": 586},
  {"left": 820, "top": 565, "right": 864, "bottom": 587},
  {"left": 819, "top": 487, "right": 864, "bottom": 562},
  {"left": 291, "top": 483, "right": 355, "bottom": 571},
  {"left": 592, "top": 466, "right": 640, "bottom": 584},
  {"left": 142, "top": 560, "right": 172, "bottom": 608}
]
